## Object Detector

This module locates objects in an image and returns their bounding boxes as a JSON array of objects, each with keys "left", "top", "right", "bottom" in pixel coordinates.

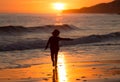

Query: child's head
[{"left": 52, "top": 29, "right": 60, "bottom": 36}]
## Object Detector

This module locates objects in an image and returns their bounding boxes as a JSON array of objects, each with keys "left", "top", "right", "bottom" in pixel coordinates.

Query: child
[{"left": 45, "top": 29, "right": 72, "bottom": 67}]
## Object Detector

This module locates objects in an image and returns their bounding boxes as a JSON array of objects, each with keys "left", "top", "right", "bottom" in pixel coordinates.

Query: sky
[{"left": 0, "top": 0, "right": 113, "bottom": 14}]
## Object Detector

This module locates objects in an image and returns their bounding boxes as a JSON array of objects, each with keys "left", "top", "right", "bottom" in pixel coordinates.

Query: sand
[{"left": 0, "top": 54, "right": 120, "bottom": 82}]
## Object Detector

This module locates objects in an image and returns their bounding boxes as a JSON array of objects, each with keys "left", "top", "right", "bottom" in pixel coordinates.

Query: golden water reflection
[
  {"left": 52, "top": 52, "right": 67, "bottom": 82},
  {"left": 55, "top": 13, "right": 63, "bottom": 25}
]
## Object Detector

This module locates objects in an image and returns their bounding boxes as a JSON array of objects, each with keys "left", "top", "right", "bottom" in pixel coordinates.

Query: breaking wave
[
  {"left": 0, "top": 31, "right": 120, "bottom": 51},
  {"left": 0, "top": 24, "right": 77, "bottom": 35}
]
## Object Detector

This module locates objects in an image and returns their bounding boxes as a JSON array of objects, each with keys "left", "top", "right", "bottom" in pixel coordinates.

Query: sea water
[{"left": 0, "top": 13, "right": 120, "bottom": 69}]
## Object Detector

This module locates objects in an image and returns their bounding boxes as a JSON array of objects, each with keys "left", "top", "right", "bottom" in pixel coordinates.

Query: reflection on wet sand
[
  {"left": 53, "top": 68, "right": 58, "bottom": 82},
  {"left": 52, "top": 52, "right": 67, "bottom": 82}
]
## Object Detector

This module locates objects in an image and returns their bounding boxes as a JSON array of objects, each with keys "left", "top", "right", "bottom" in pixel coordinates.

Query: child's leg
[
  {"left": 55, "top": 52, "right": 58, "bottom": 66},
  {"left": 51, "top": 50, "right": 55, "bottom": 66},
  {"left": 51, "top": 54, "right": 54, "bottom": 62}
]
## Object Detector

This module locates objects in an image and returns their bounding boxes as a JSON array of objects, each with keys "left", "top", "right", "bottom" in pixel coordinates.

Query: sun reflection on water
[{"left": 55, "top": 13, "right": 63, "bottom": 25}]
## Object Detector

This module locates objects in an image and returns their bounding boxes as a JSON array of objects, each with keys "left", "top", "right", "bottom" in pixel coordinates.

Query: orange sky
[{"left": 0, "top": 0, "right": 113, "bottom": 14}]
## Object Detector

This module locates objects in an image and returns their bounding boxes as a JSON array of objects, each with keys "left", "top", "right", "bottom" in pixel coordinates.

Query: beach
[
  {"left": 0, "top": 14, "right": 120, "bottom": 82},
  {"left": 0, "top": 50, "right": 120, "bottom": 82}
]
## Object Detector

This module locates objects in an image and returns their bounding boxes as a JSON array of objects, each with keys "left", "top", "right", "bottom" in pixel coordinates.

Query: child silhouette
[{"left": 45, "top": 29, "right": 72, "bottom": 67}]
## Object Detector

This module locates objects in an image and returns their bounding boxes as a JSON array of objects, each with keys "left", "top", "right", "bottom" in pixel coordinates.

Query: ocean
[{"left": 0, "top": 13, "right": 120, "bottom": 69}]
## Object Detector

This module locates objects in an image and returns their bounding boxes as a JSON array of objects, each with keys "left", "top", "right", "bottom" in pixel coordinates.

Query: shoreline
[{"left": 0, "top": 55, "right": 120, "bottom": 82}]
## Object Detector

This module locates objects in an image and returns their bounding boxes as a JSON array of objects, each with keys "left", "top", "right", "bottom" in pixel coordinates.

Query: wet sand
[{"left": 0, "top": 53, "right": 120, "bottom": 82}]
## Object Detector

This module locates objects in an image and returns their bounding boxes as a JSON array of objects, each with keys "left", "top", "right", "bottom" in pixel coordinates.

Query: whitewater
[{"left": 0, "top": 13, "right": 120, "bottom": 69}]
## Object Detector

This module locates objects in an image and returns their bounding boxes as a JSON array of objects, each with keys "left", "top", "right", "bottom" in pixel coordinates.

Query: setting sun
[{"left": 53, "top": 2, "right": 65, "bottom": 11}]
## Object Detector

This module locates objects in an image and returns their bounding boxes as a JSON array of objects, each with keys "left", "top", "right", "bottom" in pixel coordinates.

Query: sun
[{"left": 53, "top": 2, "right": 65, "bottom": 11}]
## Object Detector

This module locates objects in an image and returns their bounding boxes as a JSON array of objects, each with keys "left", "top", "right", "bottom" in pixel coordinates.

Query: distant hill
[{"left": 63, "top": 0, "right": 120, "bottom": 14}]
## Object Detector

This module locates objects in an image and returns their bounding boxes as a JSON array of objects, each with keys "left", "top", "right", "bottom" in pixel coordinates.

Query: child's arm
[{"left": 60, "top": 38, "right": 73, "bottom": 41}]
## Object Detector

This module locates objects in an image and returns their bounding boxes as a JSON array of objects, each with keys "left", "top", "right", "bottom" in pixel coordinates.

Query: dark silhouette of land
[{"left": 63, "top": 0, "right": 120, "bottom": 14}]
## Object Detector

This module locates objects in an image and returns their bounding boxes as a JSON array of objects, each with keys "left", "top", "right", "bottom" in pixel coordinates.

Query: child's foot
[
  {"left": 55, "top": 63, "right": 57, "bottom": 67},
  {"left": 55, "top": 65, "right": 57, "bottom": 68}
]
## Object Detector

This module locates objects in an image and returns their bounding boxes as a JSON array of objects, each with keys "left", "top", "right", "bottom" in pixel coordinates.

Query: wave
[
  {"left": 0, "top": 32, "right": 120, "bottom": 51},
  {"left": 0, "top": 24, "right": 78, "bottom": 35},
  {"left": 61, "top": 32, "right": 120, "bottom": 45}
]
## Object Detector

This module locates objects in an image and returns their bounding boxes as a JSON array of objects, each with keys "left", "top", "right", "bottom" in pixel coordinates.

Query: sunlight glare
[
  {"left": 58, "top": 52, "right": 67, "bottom": 82},
  {"left": 53, "top": 2, "right": 65, "bottom": 11}
]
